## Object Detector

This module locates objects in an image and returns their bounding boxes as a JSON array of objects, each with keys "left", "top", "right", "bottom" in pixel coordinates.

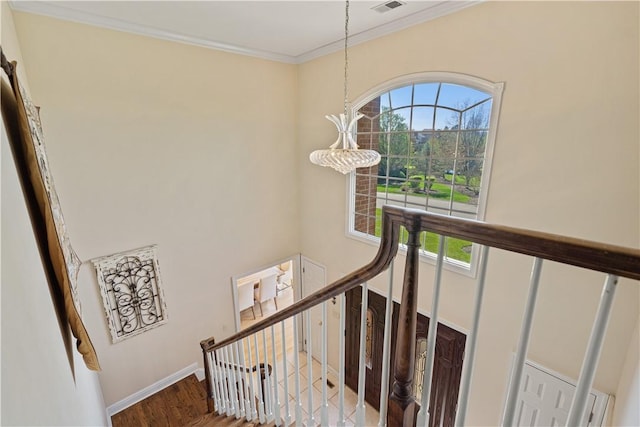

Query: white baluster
[
  {"left": 253, "top": 334, "right": 266, "bottom": 424},
  {"left": 238, "top": 341, "right": 252, "bottom": 422},
  {"left": 455, "top": 246, "right": 490, "bottom": 426},
  {"left": 262, "top": 329, "right": 274, "bottom": 422},
  {"left": 355, "top": 282, "right": 369, "bottom": 426},
  {"left": 417, "top": 236, "right": 446, "bottom": 427},
  {"left": 233, "top": 342, "right": 246, "bottom": 419},
  {"left": 293, "top": 315, "right": 303, "bottom": 426},
  {"left": 321, "top": 301, "right": 329, "bottom": 426},
  {"left": 271, "top": 326, "right": 282, "bottom": 426},
  {"left": 226, "top": 345, "right": 241, "bottom": 419},
  {"left": 502, "top": 257, "right": 543, "bottom": 426},
  {"left": 378, "top": 263, "right": 395, "bottom": 427},
  {"left": 220, "top": 348, "right": 233, "bottom": 417},
  {"left": 566, "top": 274, "right": 619, "bottom": 426},
  {"left": 305, "top": 310, "right": 315, "bottom": 427},
  {"left": 208, "top": 352, "right": 221, "bottom": 413},
  {"left": 246, "top": 337, "right": 258, "bottom": 421},
  {"left": 281, "top": 320, "right": 292, "bottom": 426},
  {"left": 216, "top": 349, "right": 228, "bottom": 415},
  {"left": 338, "top": 293, "right": 347, "bottom": 427}
]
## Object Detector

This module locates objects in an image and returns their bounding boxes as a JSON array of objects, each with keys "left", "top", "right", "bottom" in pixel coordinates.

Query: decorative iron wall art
[{"left": 92, "top": 245, "right": 168, "bottom": 343}]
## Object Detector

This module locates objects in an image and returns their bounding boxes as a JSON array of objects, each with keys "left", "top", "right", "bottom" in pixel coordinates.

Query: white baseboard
[
  {"left": 195, "top": 367, "right": 205, "bottom": 381},
  {"left": 106, "top": 363, "right": 200, "bottom": 417}
]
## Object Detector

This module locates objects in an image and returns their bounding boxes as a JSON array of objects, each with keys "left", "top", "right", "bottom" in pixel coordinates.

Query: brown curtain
[{"left": 1, "top": 54, "right": 100, "bottom": 371}]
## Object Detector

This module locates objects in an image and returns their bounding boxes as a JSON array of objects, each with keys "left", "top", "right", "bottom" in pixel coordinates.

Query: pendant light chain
[
  {"left": 309, "top": 0, "right": 381, "bottom": 174},
  {"left": 343, "top": 0, "right": 350, "bottom": 118}
]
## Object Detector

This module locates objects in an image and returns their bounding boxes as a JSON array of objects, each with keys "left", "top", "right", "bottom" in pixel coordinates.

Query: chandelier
[{"left": 309, "top": 0, "right": 381, "bottom": 174}]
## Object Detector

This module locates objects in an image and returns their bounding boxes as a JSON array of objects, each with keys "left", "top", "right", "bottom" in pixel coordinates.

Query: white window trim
[{"left": 345, "top": 72, "right": 505, "bottom": 278}]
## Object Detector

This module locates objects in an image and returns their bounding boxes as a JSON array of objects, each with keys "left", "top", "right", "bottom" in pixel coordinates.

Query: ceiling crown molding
[
  {"left": 9, "top": 0, "right": 480, "bottom": 65},
  {"left": 8, "top": 0, "right": 299, "bottom": 63},
  {"left": 296, "top": 1, "right": 480, "bottom": 63}
]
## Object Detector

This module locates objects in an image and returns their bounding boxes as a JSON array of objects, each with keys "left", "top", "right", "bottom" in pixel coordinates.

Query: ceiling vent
[{"left": 372, "top": 0, "right": 406, "bottom": 13}]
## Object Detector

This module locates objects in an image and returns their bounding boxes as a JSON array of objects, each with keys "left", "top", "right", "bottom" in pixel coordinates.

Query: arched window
[{"left": 349, "top": 73, "right": 504, "bottom": 272}]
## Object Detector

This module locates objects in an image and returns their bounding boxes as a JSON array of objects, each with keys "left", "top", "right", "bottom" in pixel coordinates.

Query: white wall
[
  {"left": 1, "top": 5, "right": 107, "bottom": 425},
  {"left": 11, "top": 11, "right": 299, "bottom": 406},
  {"left": 298, "top": 2, "right": 639, "bottom": 426}
]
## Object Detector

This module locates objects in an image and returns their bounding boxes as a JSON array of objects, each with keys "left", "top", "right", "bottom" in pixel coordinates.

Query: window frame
[{"left": 346, "top": 72, "right": 505, "bottom": 277}]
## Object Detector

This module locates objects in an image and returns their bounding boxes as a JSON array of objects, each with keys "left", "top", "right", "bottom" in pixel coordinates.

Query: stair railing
[{"left": 200, "top": 205, "right": 640, "bottom": 427}]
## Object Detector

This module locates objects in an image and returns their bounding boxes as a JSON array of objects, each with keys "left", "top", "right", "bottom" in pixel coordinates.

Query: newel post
[
  {"left": 388, "top": 216, "right": 421, "bottom": 427},
  {"left": 200, "top": 337, "right": 216, "bottom": 413}
]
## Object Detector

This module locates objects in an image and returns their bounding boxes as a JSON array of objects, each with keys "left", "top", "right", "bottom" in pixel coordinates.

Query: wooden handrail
[
  {"left": 202, "top": 205, "right": 640, "bottom": 354},
  {"left": 202, "top": 206, "right": 402, "bottom": 352}
]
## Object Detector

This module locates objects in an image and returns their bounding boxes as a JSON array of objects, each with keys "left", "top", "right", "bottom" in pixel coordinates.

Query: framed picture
[{"left": 92, "top": 245, "right": 168, "bottom": 343}]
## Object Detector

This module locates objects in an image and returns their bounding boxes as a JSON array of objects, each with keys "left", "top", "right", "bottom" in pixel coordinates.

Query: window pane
[
  {"left": 459, "top": 131, "right": 488, "bottom": 159},
  {"left": 390, "top": 86, "right": 413, "bottom": 109},
  {"left": 462, "top": 100, "right": 492, "bottom": 130},
  {"left": 437, "top": 83, "right": 490, "bottom": 110},
  {"left": 393, "top": 107, "right": 412, "bottom": 128},
  {"left": 445, "top": 237, "right": 472, "bottom": 263},
  {"left": 435, "top": 107, "right": 459, "bottom": 130},
  {"left": 411, "top": 106, "right": 435, "bottom": 131},
  {"left": 414, "top": 83, "right": 439, "bottom": 106},
  {"left": 380, "top": 91, "right": 391, "bottom": 110}
]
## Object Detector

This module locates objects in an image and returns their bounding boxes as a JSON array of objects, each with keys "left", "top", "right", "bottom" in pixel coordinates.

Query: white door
[
  {"left": 514, "top": 361, "right": 607, "bottom": 426},
  {"left": 301, "top": 257, "right": 326, "bottom": 360}
]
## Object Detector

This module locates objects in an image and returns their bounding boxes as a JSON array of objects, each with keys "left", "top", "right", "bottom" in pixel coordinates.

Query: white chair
[
  {"left": 237, "top": 281, "right": 256, "bottom": 319},
  {"left": 256, "top": 273, "right": 278, "bottom": 316}
]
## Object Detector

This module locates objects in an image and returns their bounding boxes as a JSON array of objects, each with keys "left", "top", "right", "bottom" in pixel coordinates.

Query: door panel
[
  {"left": 515, "top": 362, "right": 596, "bottom": 427},
  {"left": 345, "top": 286, "right": 386, "bottom": 406},
  {"left": 345, "top": 287, "right": 466, "bottom": 427}
]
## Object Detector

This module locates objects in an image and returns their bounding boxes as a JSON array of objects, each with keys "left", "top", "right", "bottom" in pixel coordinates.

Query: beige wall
[
  {"left": 1, "top": 4, "right": 107, "bottom": 426},
  {"left": 11, "top": 11, "right": 299, "bottom": 406},
  {"left": 298, "top": 1, "right": 639, "bottom": 425}
]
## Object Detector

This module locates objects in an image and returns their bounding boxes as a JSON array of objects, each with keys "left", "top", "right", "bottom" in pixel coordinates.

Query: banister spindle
[
  {"left": 227, "top": 345, "right": 240, "bottom": 419},
  {"left": 338, "top": 293, "right": 347, "bottom": 427},
  {"left": 293, "top": 314, "right": 303, "bottom": 426},
  {"left": 253, "top": 334, "right": 266, "bottom": 423},
  {"left": 233, "top": 342, "right": 246, "bottom": 418},
  {"left": 566, "top": 274, "right": 619, "bottom": 426},
  {"left": 245, "top": 337, "right": 257, "bottom": 421},
  {"left": 455, "top": 245, "right": 490, "bottom": 426},
  {"left": 356, "top": 282, "right": 369, "bottom": 426},
  {"left": 238, "top": 339, "right": 255, "bottom": 421},
  {"left": 378, "top": 263, "right": 395, "bottom": 427},
  {"left": 270, "top": 325, "right": 282, "bottom": 426},
  {"left": 305, "top": 310, "right": 315, "bottom": 427},
  {"left": 502, "top": 257, "right": 543, "bottom": 426},
  {"left": 321, "top": 301, "right": 329, "bottom": 426},
  {"left": 211, "top": 350, "right": 227, "bottom": 414},
  {"left": 281, "top": 320, "right": 292, "bottom": 426},
  {"left": 388, "top": 219, "right": 422, "bottom": 427},
  {"left": 262, "top": 329, "right": 273, "bottom": 422},
  {"left": 417, "top": 236, "right": 446, "bottom": 427}
]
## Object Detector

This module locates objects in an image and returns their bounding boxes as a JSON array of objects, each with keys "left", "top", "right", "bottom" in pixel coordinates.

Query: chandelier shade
[
  {"left": 310, "top": 113, "right": 381, "bottom": 174},
  {"left": 309, "top": 0, "right": 381, "bottom": 175}
]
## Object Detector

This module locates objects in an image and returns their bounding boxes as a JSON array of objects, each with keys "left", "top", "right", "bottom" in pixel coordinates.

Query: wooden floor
[{"left": 111, "top": 374, "right": 274, "bottom": 427}]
